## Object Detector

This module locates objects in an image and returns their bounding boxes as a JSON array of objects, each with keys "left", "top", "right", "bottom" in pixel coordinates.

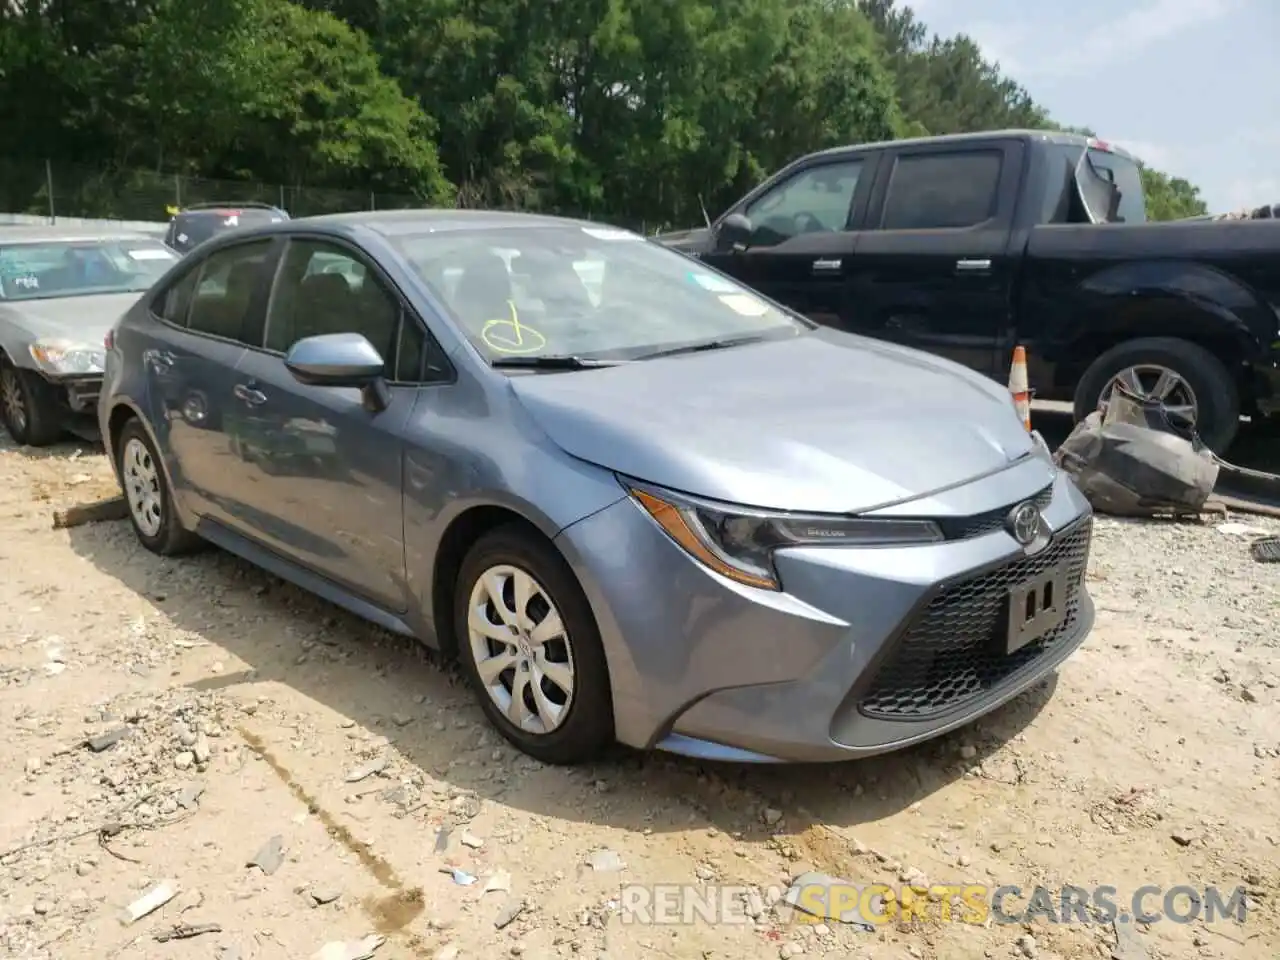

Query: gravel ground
[{"left": 1, "top": 434, "right": 1277, "bottom": 960}]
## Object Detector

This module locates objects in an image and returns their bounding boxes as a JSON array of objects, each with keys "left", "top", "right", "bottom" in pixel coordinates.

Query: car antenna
[{"left": 698, "top": 194, "right": 711, "bottom": 229}]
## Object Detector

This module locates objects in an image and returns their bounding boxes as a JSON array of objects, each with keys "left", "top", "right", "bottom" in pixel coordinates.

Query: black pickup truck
[{"left": 655, "top": 130, "right": 1280, "bottom": 452}]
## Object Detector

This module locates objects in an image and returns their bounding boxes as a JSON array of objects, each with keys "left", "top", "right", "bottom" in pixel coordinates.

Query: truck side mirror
[{"left": 715, "top": 213, "right": 754, "bottom": 252}]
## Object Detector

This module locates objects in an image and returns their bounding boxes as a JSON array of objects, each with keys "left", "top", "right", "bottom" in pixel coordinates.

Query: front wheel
[
  {"left": 1073, "top": 337, "right": 1240, "bottom": 453},
  {"left": 0, "top": 361, "right": 64, "bottom": 447},
  {"left": 453, "top": 524, "right": 614, "bottom": 765}
]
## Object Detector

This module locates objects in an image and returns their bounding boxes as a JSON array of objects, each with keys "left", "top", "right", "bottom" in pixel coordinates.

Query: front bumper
[
  {"left": 46, "top": 372, "right": 103, "bottom": 416},
  {"left": 554, "top": 459, "right": 1095, "bottom": 763}
]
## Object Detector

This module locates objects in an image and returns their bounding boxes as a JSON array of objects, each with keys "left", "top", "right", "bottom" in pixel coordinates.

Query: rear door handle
[
  {"left": 234, "top": 383, "right": 267, "bottom": 406},
  {"left": 812, "top": 258, "right": 843, "bottom": 273},
  {"left": 955, "top": 258, "right": 992, "bottom": 273}
]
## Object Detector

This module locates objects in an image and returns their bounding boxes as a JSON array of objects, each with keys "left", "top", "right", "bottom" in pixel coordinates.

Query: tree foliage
[{"left": 0, "top": 0, "right": 1205, "bottom": 224}]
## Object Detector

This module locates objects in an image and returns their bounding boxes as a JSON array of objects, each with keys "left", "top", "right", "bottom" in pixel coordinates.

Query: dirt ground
[{"left": 1, "top": 433, "right": 1277, "bottom": 960}]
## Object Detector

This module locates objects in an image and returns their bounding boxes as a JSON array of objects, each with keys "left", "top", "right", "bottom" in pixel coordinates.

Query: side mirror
[
  {"left": 715, "top": 213, "right": 754, "bottom": 251},
  {"left": 284, "top": 332, "right": 390, "bottom": 411}
]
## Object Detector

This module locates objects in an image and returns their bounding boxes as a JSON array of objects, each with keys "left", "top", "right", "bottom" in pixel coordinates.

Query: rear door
[
  {"left": 143, "top": 237, "right": 281, "bottom": 527},
  {"left": 699, "top": 152, "right": 878, "bottom": 328},
  {"left": 847, "top": 139, "right": 1024, "bottom": 378}
]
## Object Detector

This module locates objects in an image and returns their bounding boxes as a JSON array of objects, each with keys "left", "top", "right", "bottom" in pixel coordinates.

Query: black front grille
[
  {"left": 857, "top": 517, "right": 1092, "bottom": 720},
  {"left": 936, "top": 485, "right": 1054, "bottom": 541}
]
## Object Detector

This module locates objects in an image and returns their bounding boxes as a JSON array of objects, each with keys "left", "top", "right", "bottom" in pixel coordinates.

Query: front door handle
[
  {"left": 234, "top": 383, "right": 267, "bottom": 406},
  {"left": 812, "top": 258, "right": 843, "bottom": 273},
  {"left": 955, "top": 258, "right": 992, "bottom": 273}
]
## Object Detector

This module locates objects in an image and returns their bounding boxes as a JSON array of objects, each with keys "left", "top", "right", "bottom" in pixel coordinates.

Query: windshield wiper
[
  {"left": 634, "top": 333, "right": 771, "bottom": 361},
  {"left": 490, "top": 355, "right": 627, "bottom": 369}
]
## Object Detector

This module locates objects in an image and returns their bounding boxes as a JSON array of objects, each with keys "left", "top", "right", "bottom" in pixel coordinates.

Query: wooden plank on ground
[{"left": 52, "top": 496, "right": 129, "bottom": 529}]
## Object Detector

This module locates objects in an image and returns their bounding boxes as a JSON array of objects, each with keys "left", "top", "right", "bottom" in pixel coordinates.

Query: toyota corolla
[{"left": 99, "top": 210, "right": 1094, "bottom": 764}]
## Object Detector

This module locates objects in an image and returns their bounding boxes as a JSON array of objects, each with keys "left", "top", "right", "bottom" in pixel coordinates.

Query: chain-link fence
[
  {"left": 0, "top": 158, "right": 427, "bottom": 223},
  {"left": 0, "top": 157, "right": 667, "bottom": 235}
]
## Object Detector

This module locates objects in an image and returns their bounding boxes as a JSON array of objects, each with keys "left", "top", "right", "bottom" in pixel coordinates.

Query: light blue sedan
[{"left": 99, "top": 210, "right": 1094, "bottom": 765}]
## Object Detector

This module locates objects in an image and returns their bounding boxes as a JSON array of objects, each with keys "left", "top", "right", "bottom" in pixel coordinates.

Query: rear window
[
  {"left": 1082, "top": 149, "right": 1146, "bottom": 224},
  {"left": 1043, "top": 144, "right": 1147, "bottom": 225},
  {"left": 170, "top": 209, "right": 285, "bottom": 253}
]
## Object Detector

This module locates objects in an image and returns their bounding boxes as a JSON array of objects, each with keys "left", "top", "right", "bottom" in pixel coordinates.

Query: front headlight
[
  {"left": 624, "top": 479, "right": 944, "bottom": 591},
  {"left": 28, "top": 339, "right": 106, "bottom": 375}
]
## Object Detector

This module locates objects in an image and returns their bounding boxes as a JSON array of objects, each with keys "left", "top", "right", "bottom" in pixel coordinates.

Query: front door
[
  {"left": 225, "top": 236, "right": 420, "bottom": 612},
  {"left": 846, "top": 141, "right": 1024, "bottom": 378},
  {"left": 144, "top": 237, "right": 278, "bottom": 528},
  {"left": 700, "top": 155, "right": 874, "bottom": 329}
]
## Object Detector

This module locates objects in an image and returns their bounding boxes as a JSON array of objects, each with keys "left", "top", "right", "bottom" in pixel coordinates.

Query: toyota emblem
[{"left": 1007, "top": 501, "right": 1041, "bottom": 545}]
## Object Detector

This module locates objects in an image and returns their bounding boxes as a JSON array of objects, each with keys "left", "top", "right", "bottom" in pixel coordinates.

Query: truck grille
[{"left": 857, "top": 517, "right": 1092, "bottom": 720}]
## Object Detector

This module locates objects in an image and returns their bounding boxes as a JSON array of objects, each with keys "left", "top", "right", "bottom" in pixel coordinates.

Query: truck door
[
  {"left": 699, "top": 151, "right": 878, "bottom": 328},
  {"left": 846, "top": 139, "right": 1025, "bottom": 379}
]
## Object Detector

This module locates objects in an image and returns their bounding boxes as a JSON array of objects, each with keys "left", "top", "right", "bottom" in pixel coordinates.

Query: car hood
[
  {"left": 509, "top": 328, "right": 1035, "bottom": 514},
  {"left": 0, "top": 292, "right": 143, "bottom": 346}
]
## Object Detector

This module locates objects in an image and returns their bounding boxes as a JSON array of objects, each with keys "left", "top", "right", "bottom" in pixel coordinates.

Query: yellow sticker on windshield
[
  {"left": 481, "top": 300, "right": 547, "bottom": 354},
  {"left": 718, "top": 293, "right": 770, "bottom": 316}
]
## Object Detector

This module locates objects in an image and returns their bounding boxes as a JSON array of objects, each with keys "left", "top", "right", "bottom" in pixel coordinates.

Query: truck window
[
  {"left": 1042, "top": 145, "right": 1147, "bottom": 225},
  {"left": 1082, "top": 150, "right": 1146, "bottom": 224},
  {"left": 743, "top": 160, "right": 864, "bottom": 248},
  {"left": 880, "top": 151, "right": 1002, "bottom": 230}
]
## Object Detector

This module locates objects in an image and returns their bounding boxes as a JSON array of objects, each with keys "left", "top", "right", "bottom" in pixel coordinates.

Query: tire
[
  {"left": 453, "top": 523, "right": 614, "bottom": 765},
  {"left": 1073, "top": 336, "right": 1240, "bottom": 453},
  {"left": 115, "top": 418, "right": 203, "bottom": 555},
  {"left": 0, "top": 360, "right": 64, "bottom": 447}
]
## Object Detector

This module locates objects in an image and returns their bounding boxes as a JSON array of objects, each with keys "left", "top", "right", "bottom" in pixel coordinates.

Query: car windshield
[
  {"left": 390, "top": 224, "right": 808, "bottom": 363},
  {"left": 0, "top": 238, "right": 179, "bottom": 301}
]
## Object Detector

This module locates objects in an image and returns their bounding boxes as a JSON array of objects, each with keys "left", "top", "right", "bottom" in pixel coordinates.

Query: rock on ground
[{"left": 0, "top": 432, "right": 1277, "bottom": 959}]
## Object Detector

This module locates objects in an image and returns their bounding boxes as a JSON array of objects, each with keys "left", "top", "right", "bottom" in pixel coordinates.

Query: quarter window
[
  {"left": 154, "top": 268, "right": 198, "bottom": 325},
  {"left": 880, "top": 151, "right": 1002, "bottom": 230}
]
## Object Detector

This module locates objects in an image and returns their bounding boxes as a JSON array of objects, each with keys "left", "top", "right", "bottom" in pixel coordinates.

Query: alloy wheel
[
  {"left": 0, "top": 367, "right": 26, "bottom": 434},
  {"left": 466, "top": 564, "right": 576, "bottom": 735},
  {"left": 121, "top": 437, "right": 164, "bottom": 538},
  {"left": 1097, "top": 363, "right": 1198, "bottom": 426}
]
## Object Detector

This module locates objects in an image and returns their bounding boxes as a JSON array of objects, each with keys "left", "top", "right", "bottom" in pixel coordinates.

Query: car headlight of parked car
[
  {"left": 623, "top": 479, "right": 944, "bottom": 591},
  {"left": 28, "top": 339, "right": 106, "bottom": 376}
]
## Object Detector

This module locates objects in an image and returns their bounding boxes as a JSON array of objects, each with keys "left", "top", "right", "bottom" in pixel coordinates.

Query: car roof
[
  {"left": 292, "top": 208, "right": 620, "bottom": 237},
  {"left": 187, "top": 209, "right": 631, "bottom": 251},
  {"left": 174, "top": 206, "right": 285, "bottom": 218},
  {"left": 0, "top": 225, "right": 162, "bottom": 244},
  {"left": 805, "top": 128, "right": 1140, "bottom": 164}
]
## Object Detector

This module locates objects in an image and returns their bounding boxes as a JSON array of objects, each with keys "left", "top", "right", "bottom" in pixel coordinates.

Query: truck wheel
[
  {"left": 0, "top": 360, "right": 64, "bottom": 447},
  {"left": 1073, "top": 337, "right": 1240, "bottom": 452}
]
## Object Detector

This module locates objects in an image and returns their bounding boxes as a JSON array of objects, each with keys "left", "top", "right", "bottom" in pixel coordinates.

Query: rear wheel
[
  {"left": 453, "top": 523, "right": 614, "bottom": 765},
  {"left": 115, "top": 418, "right": 203, "bottom": 555},
  {"left": 1073, "top": 337, "right": 1240, "bottom": 453},
  {"left": 0, "top": 360, "right": 64, "bottom": 447}
]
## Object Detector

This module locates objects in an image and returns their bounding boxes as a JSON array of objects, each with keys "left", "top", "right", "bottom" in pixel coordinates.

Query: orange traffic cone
[{"left": 1008, "top": 345, "right": 1031, "bottom": 432}]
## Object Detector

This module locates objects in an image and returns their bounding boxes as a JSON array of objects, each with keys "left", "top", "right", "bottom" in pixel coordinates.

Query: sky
[{"left": 906, "top": 0, "right": 1278, "bottom": 214}]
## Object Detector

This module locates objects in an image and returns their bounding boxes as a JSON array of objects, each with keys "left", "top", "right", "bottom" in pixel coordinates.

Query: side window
[
  {"left": 264, "top": 239, "right": 399, "bottom": 368},
  {"left": 880, "top": 151, "right": 1002, "bottom": 230},
  {"left": 153, "top": 267, "right": 199, "bottom": 325},
  {"left": 743, "top": 160, "right": 864, "bottom": 248},
  {"left": 185, "top": 240, "right": 272, "bottom": 342}
]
